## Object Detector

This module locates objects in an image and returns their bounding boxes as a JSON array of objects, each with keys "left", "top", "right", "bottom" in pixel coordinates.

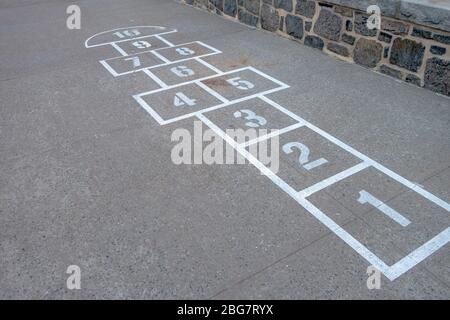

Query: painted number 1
[
  {"left": 357, "top": 190, "right": 411, "bottom": 227},
  {"left": 282, "top": 142, "right": 328, "bottom": 170}
]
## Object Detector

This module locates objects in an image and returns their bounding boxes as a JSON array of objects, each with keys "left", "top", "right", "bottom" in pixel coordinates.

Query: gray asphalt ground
[{"left": 1, "top": 0, "right": 449, "bottom": 299}]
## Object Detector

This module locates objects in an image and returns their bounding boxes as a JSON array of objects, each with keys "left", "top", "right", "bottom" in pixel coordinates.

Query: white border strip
[
  {"left": 241, "top": 123, "right": 305, "bottom": 148},
  {"left": 299, "top": 162, "right": 371, "bottom": 198},
  {"left": 143, "top": 69, "right": 169, "bottom": 88}
]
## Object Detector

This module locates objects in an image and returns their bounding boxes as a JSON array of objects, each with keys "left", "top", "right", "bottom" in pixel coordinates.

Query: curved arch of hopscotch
[{"left": 85, "top": 26, "right": 177, "bottom": 48}]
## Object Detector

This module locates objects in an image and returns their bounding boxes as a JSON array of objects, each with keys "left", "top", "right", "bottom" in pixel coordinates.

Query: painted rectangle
[
  {"left": 101, "top": 41, "right": 221, "bottom": 77},
  {"left": 200, "top": 67, "right": 289, "bottom": 101}
]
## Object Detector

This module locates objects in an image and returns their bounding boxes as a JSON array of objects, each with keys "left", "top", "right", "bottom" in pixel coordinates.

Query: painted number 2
[
  {"left": 233, "top": 109, "right": 267, "bottom": 128},
  {"left": 282, "top": 142, "right": 328, "bottom": 170}
]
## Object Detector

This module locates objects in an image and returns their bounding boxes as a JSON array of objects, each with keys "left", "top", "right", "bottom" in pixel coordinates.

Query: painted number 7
[
  {"left": 124, "top": 56, "right": 141, "bottom": 68},
  {"left": 282, "top": 142, "right": 328, "bottom": 170}
]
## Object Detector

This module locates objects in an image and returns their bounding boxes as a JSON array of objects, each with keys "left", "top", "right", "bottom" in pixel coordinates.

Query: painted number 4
[{"left": 174, "top": 92, "right": 196, "bottom": 108}]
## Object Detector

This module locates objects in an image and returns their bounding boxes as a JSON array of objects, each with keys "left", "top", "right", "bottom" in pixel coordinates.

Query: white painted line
[
  {"left": 371, "top": 162, "right": 450, "bottom": 212},
  {"left": 151, "top": 50, "right": 171, "bottom": 64},
  {"left": 247, "top": 66, "right": 290, "bottom": 89},
  {"left": 85, "top": 27, "right": 177, "bottom": 48},
  {"left": 102, "top": 52, "right": 223, "bottom": 77},
  {"left": 299, "top": 162, "right": 371, "bottom": 198},
  {"left": 196, "top": 113, "right": 394, "bottom": 279},
  {"left": 143, "top": 69, "right": 168, "bottom": 88},
  {"left": 358, "top": 190, "right": 411, "bottom": 227},
  {"left": 386, "top": 227, "right": 450, "bottom": 280},
  {"left": 195, "top": 57, "right": 224, "bottom": 74},
  {"left": 196, "top": 81, "right": 229, "bottom": 104},
  {"left": 154, "top": 34, "right": 175, "bottom": 47},
  {"left": 111, "top": 42, "right": 128, "bottom": 56},
  {"left": 242, "top": 122, "right": 305, "bottom": 148},
  {"left": 132, "top": 94, "right": 165, "bottom": 125},
  {"left": 99, "top": 60, "right": 120, "bottom": 77},
  {"left": 258, "top": 95, "right": 307, "bottom": 124},
  {"left": 196, "top": 41, "right": 223, "bottom": 54},
  {"left": 304, "top": 158, "right": 329, "bottom": 171}
]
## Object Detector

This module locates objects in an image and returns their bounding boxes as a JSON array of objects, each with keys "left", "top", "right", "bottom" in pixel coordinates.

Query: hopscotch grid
[
  {"left": 87, "top": 27, "right": 450, "bottom": 281},
  {"left": 100, "top": 51, "right": 222, "bottom": 77},
  {"left": 103, "top": 40, "right": 221, "bottom": 62},
  {"left": 137, "top": 66, "right": 263, "bottom": 96},
  {"left": 196, "top": 113, "right": 394, "bottom": 279},
  {"left": 134, "top": 85, "right": 289, "bottom": 126}
]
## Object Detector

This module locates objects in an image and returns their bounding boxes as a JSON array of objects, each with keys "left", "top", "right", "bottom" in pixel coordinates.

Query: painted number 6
[{"left": 282, "top": 142, "right": 328, "bottom": 170}]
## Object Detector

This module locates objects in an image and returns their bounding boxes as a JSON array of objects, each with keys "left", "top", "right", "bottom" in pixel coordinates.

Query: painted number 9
[{"left": 176, "top": 47, "right": 195, "bottom": 56}]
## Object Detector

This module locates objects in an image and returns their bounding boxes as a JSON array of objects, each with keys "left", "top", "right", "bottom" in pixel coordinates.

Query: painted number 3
[
  {"left": 282, "top": 142, "right": 328, "bottom": 170},
  {"left": 233, "top": 109, "right": 267, "bottom": 128}
]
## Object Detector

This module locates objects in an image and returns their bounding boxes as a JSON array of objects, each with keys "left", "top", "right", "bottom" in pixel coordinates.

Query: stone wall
[{"left": 180, "top": 0, "right": 450, "bottom": 96}]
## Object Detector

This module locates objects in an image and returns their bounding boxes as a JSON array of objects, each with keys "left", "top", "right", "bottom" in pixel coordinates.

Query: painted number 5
[
  {"left": 282, "top": 142, "right": 328, "bottom": 170},
  {"left": 227, "top": 77, "right": 254, "bottom": 90}
]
